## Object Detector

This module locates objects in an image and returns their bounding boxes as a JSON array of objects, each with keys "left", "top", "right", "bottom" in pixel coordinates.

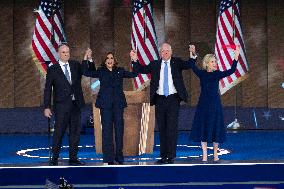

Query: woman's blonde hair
[{"left": 202, "top": 54, "right": 216, "bottom": 70}]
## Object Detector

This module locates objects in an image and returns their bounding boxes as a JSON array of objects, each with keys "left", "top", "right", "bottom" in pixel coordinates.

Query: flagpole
[
  {"left": 50, "top": 0, "right": 55, "bottom": 45},
  {"left": 141, "top": 0, "right": 147, "bottom": 90},
  {"left": 48, "top": 118, "right": 52, "bottom": 162},
  {"left": 227, "top": 0, "right": 241, "bottom": 129},
  {"left": 142, "top": 0, "right": 147, "bottom": 42}
]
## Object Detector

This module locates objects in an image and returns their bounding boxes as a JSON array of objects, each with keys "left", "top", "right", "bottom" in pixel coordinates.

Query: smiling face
[
  {"left": 58, "top": 44, "right": 70, "bottom": 63},
  {"left": 105, "top": 53, "right": 115, "bottom": 69},
  {"left": 160, "top": 43, "right": 172, "bottom": 61},
  {"left": 202, "top": 54, "right": 218, "bottom": 72},
  {"left": 207, "top": 57, "right": 217, "bottom": 72}
]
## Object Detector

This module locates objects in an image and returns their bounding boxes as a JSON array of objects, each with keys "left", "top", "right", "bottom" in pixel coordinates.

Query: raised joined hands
[
  {"left": 84, "top": 48, "right": 93, "bottom": 61},
  {"left": 130, "top": 50, "right": 138, "bottom": 62}
]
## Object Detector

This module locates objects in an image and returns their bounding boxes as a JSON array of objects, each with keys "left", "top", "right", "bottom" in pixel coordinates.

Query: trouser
[
  {"left": 156, "top": 94, "right": 180, "bottom": 159},
  {"left": 100, "top": 106, "right": 124, "bottom": 163},
  {"left": 52, "top": 101, "right": 81, "bottom": 161}
]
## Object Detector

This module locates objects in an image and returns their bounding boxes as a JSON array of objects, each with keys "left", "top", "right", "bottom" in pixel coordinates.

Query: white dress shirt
[
  {"left": 59, "top": 60, "right": 72, "bottom": 83},
  {"left": 156, "top": 58, "right": 177, "bottom": 96},
  {"left": 59, "top": 60, "right": 75, "bottom": 100}
]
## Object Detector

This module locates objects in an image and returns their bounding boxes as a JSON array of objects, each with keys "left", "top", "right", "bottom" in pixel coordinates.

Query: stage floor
[
  {"left": 1, "top": 131, "right": 284, "bottom": 188},
  {"left": 1, "top": 130, "right": 284, "bottom": 166}
]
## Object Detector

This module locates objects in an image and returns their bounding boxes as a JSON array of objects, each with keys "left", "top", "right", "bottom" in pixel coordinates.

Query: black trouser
[
  {"left": 52, "top": 101, "right": 81, "bottom": 161},
  {"left": 100, "top": 106, "right": 124, "bottom": 163},
  {"left": 156, "top": 94, "right": 180, "bottom": 159}
]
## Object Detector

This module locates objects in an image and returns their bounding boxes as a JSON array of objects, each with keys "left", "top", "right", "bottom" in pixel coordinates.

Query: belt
[{"left": 156, "top": 93, "right": 177, "bottom": 98}]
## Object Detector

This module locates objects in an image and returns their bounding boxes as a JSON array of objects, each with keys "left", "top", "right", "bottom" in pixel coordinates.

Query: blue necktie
[
  {"left": 64, "top": 64, "right": 71, "bottom": 84},
  {"left": 163, "top": 62, "right": 169, "bottom": 97}
]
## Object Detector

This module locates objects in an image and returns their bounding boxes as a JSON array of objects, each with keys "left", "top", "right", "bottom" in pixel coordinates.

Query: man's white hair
[{"left": 159, "top": 42, "right": 172, "bottom": 52}]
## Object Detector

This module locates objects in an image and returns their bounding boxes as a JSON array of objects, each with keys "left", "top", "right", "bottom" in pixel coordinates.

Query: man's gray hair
[
  {"left": 159, "top": 42, "right": 172, "bottom": 52},
  {"left": 57, "top": 42, "right": 69, "bottom": 51}
]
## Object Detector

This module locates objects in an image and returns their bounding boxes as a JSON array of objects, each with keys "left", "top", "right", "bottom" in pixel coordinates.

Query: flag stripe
[
  {"left": 144, "top": 5, "right": 159, "bottom": 57},
  {"left": 32, "top": 40, "right": 45, "bottom": 63},
  {"left": 34, "top": 23, "right": 57, "bottom": 62},
  {"left": 135, "top": 12, "right": 155, "bottom": 61},
  {"left": 214, "top": 0, "right": 249, "bottom": 94},
  {"left": 132, "top": 24, "right": 147, "bottom": 66},
  {"left": 216, "top": 26, "right": 234, "bottom": 83},
  {"left": 37, "top": 9, "right": 63, "bottom": 48},
  {"left": 32, "top": 0, "right": 66, "bottom": 76},
  {"left": 224, "top": 11, "right": 248, "bottom": 73},
  {"left": 32, "top": 36, "right": 50, "bottom": 63},
  {"left": 132, "top": 24, "right": 148, "bottom": 65},
  {"left": 34, "top": 28, "right": 57, "bottom": 63},
  {"left": 219, "top": 15, "right": 241, "bottom": 79},
  {"left": 131, "top": 0, "right": 159, "bottom": 91},
  {"left": 53, "top": 14, "right": 65, "bottom": 40},
  {"left": 131, "top": 31, "right": 147, "bottom": 86},
  {"left": 216, "top": 41, "right": 232, "bottom": 85}
]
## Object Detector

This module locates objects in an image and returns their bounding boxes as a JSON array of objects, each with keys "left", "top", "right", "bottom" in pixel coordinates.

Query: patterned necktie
[
  {"left": 163, "top": 61, "right": 169, "bottom": 97},
  {"left": 64, "top": 64, "right": 71, "bottom": 84}
]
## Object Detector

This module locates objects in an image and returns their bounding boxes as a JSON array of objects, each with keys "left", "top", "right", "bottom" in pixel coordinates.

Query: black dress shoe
[
  {"left": 156, "top": 158, "right": 167, "bottom": 164},
  {"left": 69, "top": 159, "right": 85, "bottom": 166},
  {"left": 166, "top": 158, "right": 175, "bottom": 164},
  {"left": 115, "top": 157, "right": 124, "bottom": 165},
  {"left": 49, "top": 159, "right": 58, "bottom": 166}
]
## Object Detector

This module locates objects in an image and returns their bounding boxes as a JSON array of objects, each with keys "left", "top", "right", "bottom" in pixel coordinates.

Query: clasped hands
[
  {"left": 84, "top": 48, "right": 93, "bottom": 61},
  {"left": 130, "top": 45, "right": 197, "bottom": 61}
]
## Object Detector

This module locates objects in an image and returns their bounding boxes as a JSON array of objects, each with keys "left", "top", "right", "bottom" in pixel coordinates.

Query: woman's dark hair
[{"left": 101, "top": 52, "right": 118, "bottom": 68}]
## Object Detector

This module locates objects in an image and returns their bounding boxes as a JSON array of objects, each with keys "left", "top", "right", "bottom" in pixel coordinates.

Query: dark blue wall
[{"left": 0, "top": 105, "right": 283, "bottom": 134}]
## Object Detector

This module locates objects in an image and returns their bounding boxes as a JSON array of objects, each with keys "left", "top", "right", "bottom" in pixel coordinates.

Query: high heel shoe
[
  {"left": 202, "top": 160, "right": 208, "bottom": 164},
  {"left": 213, "top": 158, "right": 220, "bottom": 163}
]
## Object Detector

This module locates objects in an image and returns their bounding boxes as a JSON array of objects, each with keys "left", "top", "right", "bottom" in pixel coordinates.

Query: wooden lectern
[{"left": 92, "top": 91, "right": 155, "bottom": 156}]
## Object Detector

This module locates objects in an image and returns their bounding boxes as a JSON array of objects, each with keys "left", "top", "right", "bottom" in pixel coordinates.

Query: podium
[{"left": 92, "top": 91, "right": 155, "bottom": 156}]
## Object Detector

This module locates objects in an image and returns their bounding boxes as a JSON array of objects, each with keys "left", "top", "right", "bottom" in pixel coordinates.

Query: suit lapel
[
  {"left": 69, "top": 61, "right": 76, "bottom": 84},
  {"left": 158, "top": 58, "right": 176, "bottom": 77},
  {"left": 55, "top": 63, "right": 65, "bottom": 78},
  {"left": 170, "top": 58, "right": 176, "bottom": 78},
  {"left": 55, "top": 62, "right": 71, "bottom": 85},
  {"left": 157, "top": 59, "right": 162, "bottom": 79}
]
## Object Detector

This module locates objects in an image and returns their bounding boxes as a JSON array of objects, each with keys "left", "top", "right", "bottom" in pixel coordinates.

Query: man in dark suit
[
  {"left": 130, "top": 43, "right": 195, "bottom": 164},
  {"left": 44, "top": 44, "right": 85, "bottom": 166}
]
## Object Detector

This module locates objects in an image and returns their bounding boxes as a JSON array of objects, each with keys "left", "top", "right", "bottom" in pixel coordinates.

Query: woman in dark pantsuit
[{"left": 82, "top": 49, "right": 137, "bottom": 165}]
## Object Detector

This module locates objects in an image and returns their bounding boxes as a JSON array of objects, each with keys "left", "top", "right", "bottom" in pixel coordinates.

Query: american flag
[
  {"left": 31, "top": 0, "right": 66, "bottom": 76},
  {"left": 131, "top": 0, "right": 159, "bottom": 91},
  {"left": 214, "top": 0, "right": 249, "bottom": 95}
]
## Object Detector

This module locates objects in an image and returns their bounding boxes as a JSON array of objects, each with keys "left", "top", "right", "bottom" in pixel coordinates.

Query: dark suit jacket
[
  {"left": 132, "top": 57, "right": 195, "bottom": 105},
  {"left": 82, "top": 60, "right": 137, "bottom": 109},
  {"left": 44, "top": 60, "right": 85, "bottom": 109}
]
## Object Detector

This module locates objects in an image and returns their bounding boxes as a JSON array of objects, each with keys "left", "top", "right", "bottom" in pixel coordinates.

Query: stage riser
[
  {"left": 0, "top": 164, "right": 284, "bottom": 188},
  {"left": 1, "top": 184, "right": 284, "bottom": 189},
  {"left": 0, "top": 106, "right": 283, "bottom": 134}
]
